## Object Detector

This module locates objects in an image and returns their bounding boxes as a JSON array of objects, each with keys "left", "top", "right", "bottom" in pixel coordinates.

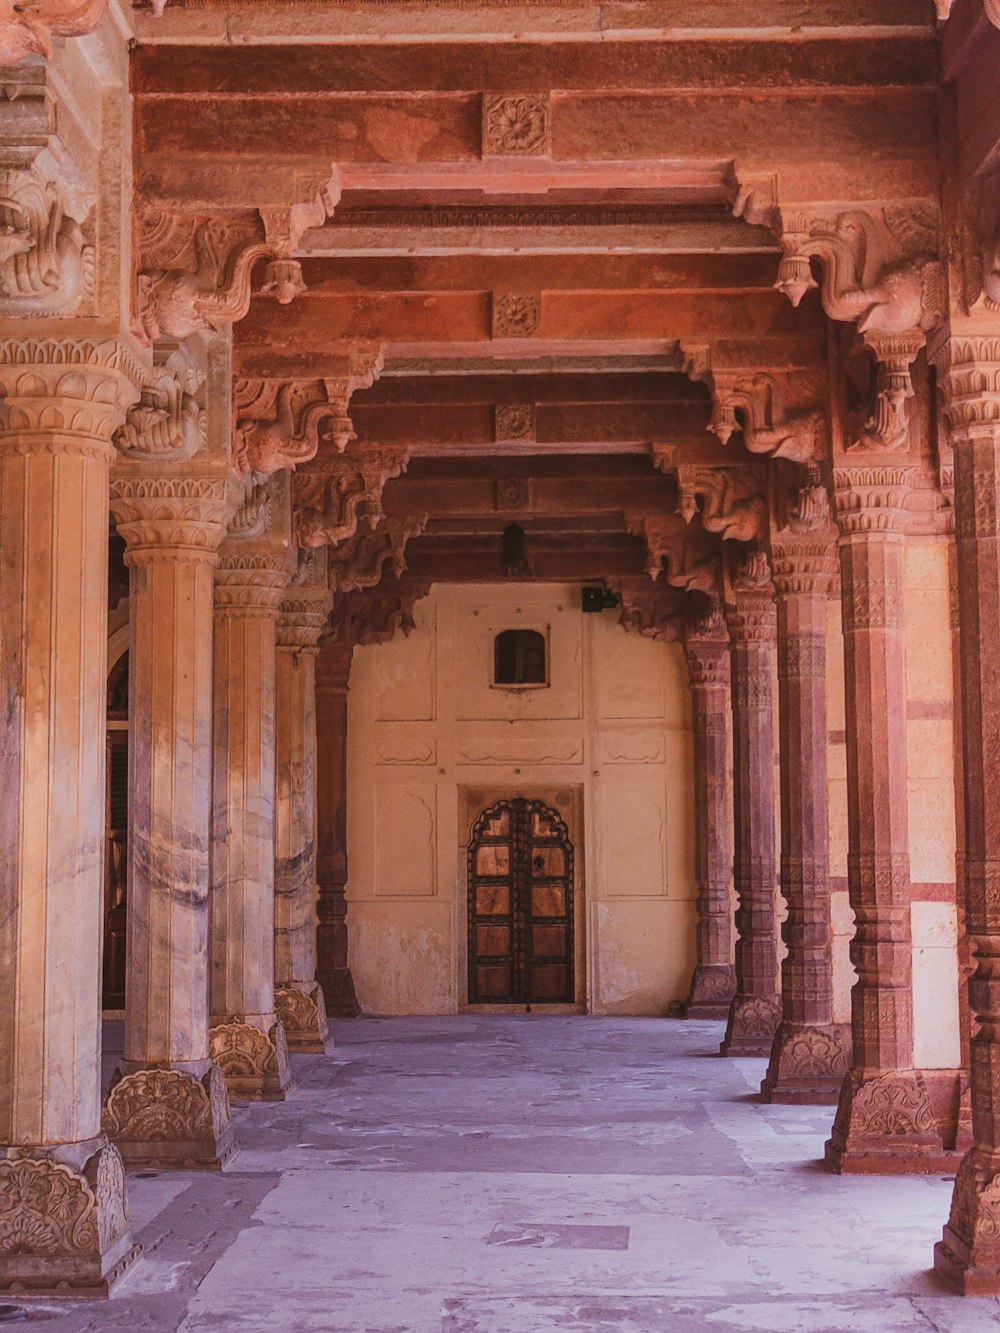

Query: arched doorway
[
  {"left": 103, "top": 650, "right": 129, "bottom": 1010},
  {"left": 467, "top": 797, "right": 574, "bottom": 1005}
]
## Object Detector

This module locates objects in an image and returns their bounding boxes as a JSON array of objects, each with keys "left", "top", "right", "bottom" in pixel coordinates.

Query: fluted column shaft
[
  {"left": 762, "top": 534, "right": 849, "bottom": 1103},
  {"left": 274, "top": 556, "right": 332, "bottom": 1050},
  {"left": 720, "top": 563, "right": 781, "bottom": 1056},
  {"left": 935, "top": 337, "right": 1000, "bottom": 1291},
  {"left": 0, "top": 341, "right": 138, "bottom": 1295},
  {"left": 103, "top": 473, "right": 237, "bottom": 1169},
  {"left": 209, "top": 551, "right": 293, "bottom": 1100},
  {"left": 826, "top": 468, "right": 940, "bottom": 1172},
  {"left": 316, "top": 636, "right": 360, "bottom": 1017},
  {"left": 683, "top": 633, "right": 736, "bottom": 1019}
]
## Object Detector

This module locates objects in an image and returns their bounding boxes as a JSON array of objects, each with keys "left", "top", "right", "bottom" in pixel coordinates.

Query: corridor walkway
[{"left": 28, "top": 1018, "right": 1000, "bottom": 1332}]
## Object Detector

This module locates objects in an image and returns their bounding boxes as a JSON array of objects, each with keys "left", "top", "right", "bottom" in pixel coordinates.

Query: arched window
[{"left": 493, "top": 628, "right": 547, "bottom": 687}]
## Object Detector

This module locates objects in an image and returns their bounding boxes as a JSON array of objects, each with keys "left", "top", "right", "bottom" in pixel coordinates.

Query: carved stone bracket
[
  {"left": 0, "top": 0, "right": 106, "bottom": 63},
  {"left": 295, "top": 446, "right": 409, "bottom": 549},
  {"left": 233, "top": 347, "right": 383, "bottom": 474},
  {"left": 114, "top": 346, "right": 206, "bottom": 464},
  {"left": 328, "top": 513, "right": 428, "bottom": 594},
  {"left": 676, "top": 465, "right": 765, "bottom": 544},
  {"left": 774, "top": 205, "right": 943, "bottom": 334},
  {"left": 0, "top": 162, "right": 94, "bottom": 315},
  {"left": 134, "top": 173, "right": 336, "bottom": 344},
  {"left": 331, "top": 574, "right": 432, "bottom": 651},
  {"left": 607, "top": 575, "right": 687, "bottom": 643},
  {"left": 705, "top": 371, "right": 822, "bottom": 464},
  {"left": 624, "top": 513, "right": 719, "bottom": 591}
]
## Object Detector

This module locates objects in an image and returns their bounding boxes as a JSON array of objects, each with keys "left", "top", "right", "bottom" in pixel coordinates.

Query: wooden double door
[{"left": 468, "top": 797, "right": 575, "bottom": 1005}]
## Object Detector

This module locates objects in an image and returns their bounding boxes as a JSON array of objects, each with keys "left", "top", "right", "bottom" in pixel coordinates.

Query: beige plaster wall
[{"left": 346, "top": 583, "right": 697, "bottom": 1015}]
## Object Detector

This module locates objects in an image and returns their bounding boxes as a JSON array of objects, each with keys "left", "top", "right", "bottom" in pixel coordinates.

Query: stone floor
[{"left": 13, "top": 1016, "right": 1000, "bottom": 1332}]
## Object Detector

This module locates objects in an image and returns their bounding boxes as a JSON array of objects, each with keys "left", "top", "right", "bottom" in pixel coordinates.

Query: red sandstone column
[
  {"left": 105, "top": 469, "right": 237, "bottom": 1167},
  {"left": 826, "top": 466, "right": 941, "bottom": 1171},
  {"left": 209, "top": 541, "right": 295, "bottom": 1100},
  {"left": 274, "top": 551, "right": 333, "bottom": 1051},
  {"left": 761, "top": 524, "right": 850, "bottom": 1102},
  {"left": 0, "top": 340, "right": 138, "bottom": 1295},
  {"left": 315, "top": 635, "right": 361, "bottom": 1017},
  {"left": 683, "top": 617, "right": 736, "bottom": 1019},
  {"left": 720, "top": 552, "right": 781, "bottom": 1057},
  {"left": 935, "top": 333, "right": 1000, "bottom": 1291}
]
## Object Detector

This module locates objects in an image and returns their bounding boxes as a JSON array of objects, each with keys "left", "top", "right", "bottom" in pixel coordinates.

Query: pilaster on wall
[{"left": 0, "top": 337, "right": 142, "bottom": 1295}]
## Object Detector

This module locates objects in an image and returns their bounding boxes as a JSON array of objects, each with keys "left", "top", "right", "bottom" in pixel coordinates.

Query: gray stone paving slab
[{"left": 15, "top": 1017, "right": 1000, "bottom": 1331}]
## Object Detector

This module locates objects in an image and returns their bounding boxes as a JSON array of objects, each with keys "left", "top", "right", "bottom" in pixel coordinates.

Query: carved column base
[
  {"left": 275, "top": 982, "right": 332, "bottom": 1054},
  {"left": 684, "top": 964, "right": 736, "bottom": 1020},
  {"left": 720, "top": 995, "right": 781, "bottom": 1057},
  {"left": 0, "top": 1141, "right": 139, "bottom": 1298},
  {"left": 935, "top": 1154, "right": 1000, "bottom": 1294},
  {"left": 103, "top": 1066, "right": 236, "bottom": 1170},
  {"left": 320, "top": 964, "right": 361, "bottom": 1019},
  {"left": 760, "top": 1023, "right": 851, "bottom": 1104},
  {"left": 825, "top": 1069, "right": 946, "bottom": 1174},
  {"left": 209, "top": 1018, "right": 294, "bottom": 1102}
]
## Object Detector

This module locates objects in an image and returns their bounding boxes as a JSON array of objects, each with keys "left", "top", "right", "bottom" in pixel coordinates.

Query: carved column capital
[
  {"left": 936, "top": 333, "right": 1000, "bottom": 449},
  {"left": 724, "top": 551, "right": 777, "bottom": 644},
  {"left": 0, "top": 337, "right": 143, "bottom": 458},
  {"left": 214, "top": 551, "right": 290, "bottom": 617},
  {"left": 110, "top": 474, "right": 241, "bottom": 561},
  {"left": 684, "top": 635, "right": 730, "bottom": 689},
  {"left": 278, "top": 549, "right": 333, "bottom": 649},
  {"left": 832, "top": 465, "right": 922, "bottom": 538}
]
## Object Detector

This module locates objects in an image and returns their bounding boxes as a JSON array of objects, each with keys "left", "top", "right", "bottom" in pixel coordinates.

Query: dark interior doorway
[{"left": 467, "top": 797, "right": 574, "bottom": 1004}]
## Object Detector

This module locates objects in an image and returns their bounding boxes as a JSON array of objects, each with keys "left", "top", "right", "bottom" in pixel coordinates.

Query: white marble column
[
  {"left": 0, "top": 338, "right": 139, "bottom": 1296},
  {"left": 209, "top": 542, "right": 294, "bottom": 1100},
  {"left": 104, "top": 468, "right": 239, "bottom": 1168},
  {"left": 274, "top": 550, "right": 333, "bottom": 1051}
]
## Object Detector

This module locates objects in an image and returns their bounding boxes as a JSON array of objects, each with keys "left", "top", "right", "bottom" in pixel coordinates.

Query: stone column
[
  {"left": 209, "top": 543, "right": 294, "bottom": 1100},
  {"left": 274, "top": 550, "right": 333, "bottom": 1051},
  {"left": 720, "top": 552, "right": 781, "bottom": 1057},
  {"left": 761, "top": 525, "right": 850, "bottom": 1102},
  {"left": 935, "top": 333, "right": 1000, "bottom": 1291},
  {"left": 104, "top": 467, "right": 238, "bottom": 1169},
  {"left": 0, "top": 338, "right": 139, "bottom": 1295},
  {"left": 683, "top": 623, "right": 736, "bottom": 1019},
  {"left": 826, "top": 466, "right": 941, "bottom": 1171},
  {"left": 315, "top": 634, "right": 361, "bottom": 1017}
]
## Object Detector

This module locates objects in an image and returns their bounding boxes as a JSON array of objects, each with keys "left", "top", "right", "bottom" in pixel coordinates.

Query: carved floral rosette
[
  {"left": 275, "top": 982, "right": 331, "bottom": 1052},
  {"left": 0, "top": 1142, "right": 136, "bottom": 1294},
  {"left": 102, "top": 1066, "right": 235, "bottom": 1169},
  {"left": 209, "top": 1019, "right": 293, "bottom": 1101}
]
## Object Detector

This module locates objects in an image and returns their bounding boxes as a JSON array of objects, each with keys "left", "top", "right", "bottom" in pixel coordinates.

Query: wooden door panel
[{"left": 468, "top": 797, "right": 574, "bottom": 1005}]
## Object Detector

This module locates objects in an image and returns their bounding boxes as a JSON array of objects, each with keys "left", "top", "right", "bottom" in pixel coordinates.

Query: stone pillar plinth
[
  {"left": 683, "top": 623, "right": 736, "bottom": 1019},
  {"left": 720, "top": 554, "right": 781, "bottom": 1057},
  {"left": 826, "top": 467, "right": 941, "bottom": 1172},
  {"left": 761, "top": 529, "right": 850, "bottom": 1103},
  {"left": 0, "top": 339, "right": 140, "bottom": 1296},
  {"left": 274, "top": 551, "right": 333, "bottom": 1052},
  {"left": 934, "top": 336, "right": 1000, "bottom": 1291},
  {"left": 105, "top": 471, "right": 238, "bottom": 1170},
  {"left": 210, "top": 548, "right": 294, "bottom": 1100},
  {"left": 316, "top": 635, "right": 361, "bottom": 1017}
]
